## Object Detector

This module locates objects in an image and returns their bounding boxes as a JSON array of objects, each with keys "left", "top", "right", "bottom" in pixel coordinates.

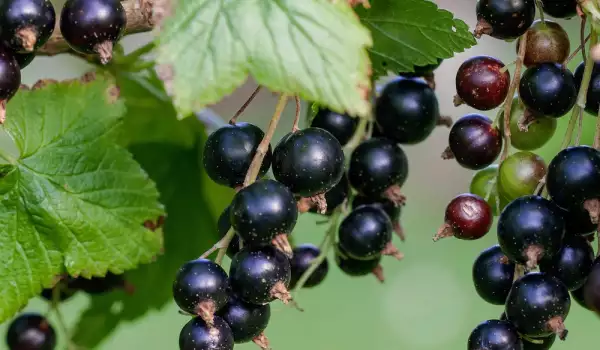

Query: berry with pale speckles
[
  {"left": 472, "top": 245, "right": 515, "bottom": 305},
  {"left": 444, "top": 114, "right": 502, "bottom": 170},
  {"left": 217, "top": 295, "right": 271, "bottom": 344},
  {"left": 519, "top": 63, "right": 576, "bottom": 118},
  {"left": 540, "top": 235, "right": 594, "bottom": 291},
  {"left": 338, "top": 205, "right": 392, "bottom": 260},
  {"left": 474, "top": 0, "right": 536, "bottom": 40},
  {"left": 0, "top": 0, "right": 55, "bottom": 52},
  {"left": 289, "top": 244, "right": 329, "bottom": 289},
  {"left": 467, "top": 319, "right": 523, "bottom": 350},
  {"left": 434, "top": 193, "right": 492, "bottom": 242},
  {"left": 179, "top": 316, "right": 234, "bottom": 350},
  {"left": 455, "top": 56, "right": 510, "bottom": 110},
  {"left": 310, "top": 108, "right": 358, "bottom": 146}
]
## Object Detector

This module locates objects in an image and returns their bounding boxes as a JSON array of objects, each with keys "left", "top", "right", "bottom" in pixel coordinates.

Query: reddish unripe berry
[
  {"left": 434, "top": 193, "right": 493, "bottom": 241},
  {"left": 455, "top": 56, "right": 510, "bottom": 111}
]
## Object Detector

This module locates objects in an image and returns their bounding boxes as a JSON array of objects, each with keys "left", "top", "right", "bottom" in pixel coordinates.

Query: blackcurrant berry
[
  {"left": 497, "top": 151, "right": 547, "bottom": 201},
  {"left": 455, "top": 56, "right": 510, "bottom": 111},
  {"left": 434, "top": 193, "right": 492, "bottom": 241},
  {"left": 289, "top": 244, "right": 329, "bottom": 289},
  {"left": 574, "top": 60, "right": 600, "bottom": 115},
  {"left": 306, "top": 173, "right": 349, "bottom": 215},
  {"left": 470, "top": 165, "right": 510, "bottom": 216},
  {"left": 540, "top": 235, "right": 594, "bottom": 291},
  {"left": 216, "top": 295, "right": 270, "bottom": 344},
  {"left": 229, "top": 246, "right": 292, "bottom": 305},
  {"left": 6, "top": 313, "right": 56, "bottom": 350},
  {"left": 375, "top": 77, "right": 440, "bottom": 144},
  {"left": 0, "top": 47, "right": 21, "bottom": 101},
  {"left": 546, "top": 146, "right": 600, "bottom": 223},
  {"left": 505, "top": 272, "right": 570, "bottom": 339},
  {"left": 474, "top": 0, "right": 536, "bottom": 40},
  {"left": 69, "top": 272, "right": 129, "bottom": 295},
  {"left": 335, "top": 244, "right": 384, "bottom": 282},
  {"left": 519, "top": 63, "right": 577, "bottom": 118},
  {"left": 0, "top": 0, "right": 55, "bottom": 52},
  {"left": 467, "top": 319, "right": 523, "bottom": 350},
  {"left": 472, "top": 245, "right": 515, "bottom": 305},
  {"left": 272, "top": 128, "right": 345, "bottom": 213},
  {"left": 60, "top": 0, "right": 127, "bottom": 64},
  {"left": 522, "top": 334, "right": 556, "bottom": 350},
  {"left": 571, "top": 286, "right": 592, "bottom": 310},
  {"left": 518, "top": 20, "right": 570, "bottom": 68},
  {"left": 203, "top": 122, "right": 271, "bottom": 188},
  {"left": 217, "top": 206, "right": 241, "bottom": 259},
  {"left": 497, "top": 96, "right": 556, "bottom": 150},
  {"left": 583, "top": 258, "right": 600, "bottom": 313},
  {"left": 444, "top": 114, "right": 502, "bottom": 170},
  {"left": 40, "top": 279, "right": 77, "bottom": 303},
  {"left": 540, "top": 0, "right": 577, "bottom": 18},
  {"left": 310, "top": 108, "right": 357, "bottom": 146},
  {"left": 173, "top": 259, "right": 230, "bottom": 324},
  {"left": 230, "top": 179, "right": 298, "bottom": 256},
  {"left": 497, "top": 196, "right": 565, "bottom": 268},
  {"left": 348, "top": 137, "right": 409, "bottom": 204},
  {"left": 562, "top": 206, "right": 597, "bottom": 236},
  {"left": 352, "top": 195, "right": 405, "bottom": 241},
  {"left": 14, "top": 52, "right": 34, "bottom": 70},
  {"left": 338, "top": 205, "right": 395, "bottom": 261},
  {"left": 179, "top": 316, "right": 234, "bottom": 350}
]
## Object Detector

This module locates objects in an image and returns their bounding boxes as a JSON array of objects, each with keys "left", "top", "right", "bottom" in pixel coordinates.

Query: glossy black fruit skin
[
  {"left": 310, "top": 108, "right": 357, "bottom": 146},
  {"left": 348, "top": 138, "right": 409, "bottom": 197},
  {"left": 216, "top": 296, "right": 270, "bottom": 343},
  {"left": 6, "top": 313, "right": 56, "bottom": 350},
  {"left": 574, "top": 61, "right": 600, "bottom": 115},
  {"left": 476, "top": 0, "right": 536, "bottom": 40},
  {"left": 448, "top": 114, "right": 502, "bottom": 170},
  {"left": 522, "top": 334, "right": 556, "bottom": 350},
  {"left": 14, "top": 52, "right": 34, "bottom": 69},
  {"left": 173, "top": 259, "right": 230, "bottom": 315},
  {"left": 229, "top": 246, "right": 291, "bottom": 305},
  {"left": 69, "top": 272, "right": 125, "bottom": 294},
  {"left": 505, "top": 272, "right": 571, "bottom": 338},
  {"left": 289, "top": 244, "right": 329, "bottom": 289},
  {"left": 583, "top": 258, "right": 600, "bottom": 312},
  {"left": 335, "top": 245, "right": 382, "bottom": 277},
  {"left": 272, "top": 128, "right": 345, "bottom": 197},
  {"left": 0, "top": 47, "right": 21, "bottom": 100},
  {"left": 309, "top": 174, "right": 349, "bottom": 215},
  {"left": 571, "top": 286, "right": 592, "bottom": 310},
  {"left": 0, "top": 0, "right": 55, "bottom": 52},
  {"left": 352, "top": 195, "right": 400, "bottom": 222},
  {"left": 218, "top": 206, "right": 241, "bottom": 258},
  {"left": 541, "top": 0, "right": 577, "bottom": 18},
  {"left": 179, "top": 316, "right": 234, "bottom": 350},
  {"left": 473, "top": 245, "right": 515, "bottom": 305},
  {"left": 338, "top": 205, "right": 392, "bottom": 260},
  {"left": 467, "top": 319, "right": 523, "bottom": 350},
  {"left": 540, "top": 235, "right": 594, "bottom": 291},
  {"left": 497, "top": 196, "right": 565, "bottom": 266},
  {"left": 60, "top": 0, "right": 126, "bottom": 55},
  {"left": 203, "top": 122, "right": 271, "bottom": 188},
  {"left": 230, "top": 179, "right": 298, "bottom": 246},
  {"left": 375, "top": 77, "right": 440, "bottom": 144},
  {"left": 519, "top": 63, "right": 577, "bottom": 118},
  {"left": 546, "top": 146, "right": 600, "bottom": 211}
]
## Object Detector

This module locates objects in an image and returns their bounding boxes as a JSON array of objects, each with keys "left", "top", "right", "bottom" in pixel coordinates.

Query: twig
[
  {"left": 292, "top": 96, "right": 301, "bottom": 132},
  {"left": 501, "top": 31, "right": 528, "bottom": 161},
  {"left": 564, "top": 34, "right": 591, "bottom": 65},
  {"left": 581, "top": 15, "right": 588, "bottom": 64},
  {"left": 229, "top": 86, "right": 262, "bottom": 125}
]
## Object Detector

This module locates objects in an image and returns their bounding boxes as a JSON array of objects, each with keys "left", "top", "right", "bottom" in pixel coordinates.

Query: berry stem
[
  {"left": 535, "top": 0, "right": 546, "bottom": 23},
  {"left": 564, "top": 34, "right": 591, "bottom": 66},
  {"left": 229, "top": 85, "right": 262, "bottom": 125},
  {"left": 343, "top": 117, "right": 368, "bottom": 155},
  {"left": 292, "top": 96, "right": 301, "bottom": 132},
  {"left": 51, "top": 294, "right": 78, "bottom": 350},
  {"left": 595, "top": 107, "right": 600, "bottom": 149}
]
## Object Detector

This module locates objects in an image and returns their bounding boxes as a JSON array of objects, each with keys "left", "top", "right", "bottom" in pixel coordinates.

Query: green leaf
[
  {"left": 71, "top": 72, "right": 231, "bottom": 348},
  {"left": 0, "top": 79, "right": 164, "bottom": 323},
  {"left": 355, "top": 0, "right": 476, "bottom": 79},
  {"left": 156, "top": 0, "right": 372, "bottom": 118}
]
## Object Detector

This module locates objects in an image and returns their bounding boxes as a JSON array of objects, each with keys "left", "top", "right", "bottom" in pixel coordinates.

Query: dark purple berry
[
  {"left": 434, "top": 193, "right": 492, "bottom": 241},
  {"left": 444, "top": 114, "right": 502, "bottom": 170},
  {"left": 455, "top": 56, "right": 510, "bottom": 110},
  {"left": 335, "top": 244, "right": 384, "bottom": 282},
  {"left": 14, "top": 52, "right": 34, "bottom": 70},
  {"left": 216, "top": 295, "right": 270, "bottom": 344},
  {"left": 540, "top": 235, "right": 594, "bottom": 291},
  {"left": 289, "top": 244, "right": 329, "bottom": 289},
  {"left": 0, "top": 47, "right": 21, "bottom": 100},
  {"left": 0, "top": 0, "right": 55, "bottom": 52},
  {"left": 6, "top": 313, "right": 56, "bottom": 350},
  {"left": 571, "top": 286, "right": 592, "bottom": 310},
  {"left": 574, "top": 60, "right": 600, "bottom": 115},
  {"left": 179, "top": 316, "right": 234, "bottom": 350},
  {"left": 540, "top": 0, "right": 577, "bottom": 18},
  {"left": 519, "top": 63, "right": 577, "bottom": 118},
  {"left": 472, "top": 245, "right": 515, "bottom": 305},
  {"left": 338, "top": 205, "right": 392, "bottom": 260},
  {"left": 583, "top": 257, "right": 600, "bottom": 313},
  {"left": 310, "top": 108, "right": 357, "bottom": 146},
  {"left": 467, "top": 319, "right": 523, "bottom": 350},
  {"left": 475, "top": 0, "right": 536, "bottom": 40}
]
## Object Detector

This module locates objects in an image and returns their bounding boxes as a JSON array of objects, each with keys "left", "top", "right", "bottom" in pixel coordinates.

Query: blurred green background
[{"left": 1, "top": 0, "right": 599, "bottom": 349}]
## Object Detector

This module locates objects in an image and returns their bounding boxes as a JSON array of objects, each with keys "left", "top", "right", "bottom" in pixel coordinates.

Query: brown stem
[
  {"left": 564, "top": 33, "right": 591, "bottom": 66},
  {"left": 432, "top": 222, "right": 455, "bottom": 242},
  {"left": 547, "top": 316, "right": 568, "bottom": 340},
  {"left": 584, "top": 198, "right": 600, "bottom": 224},
  {"left": 437, "top": 115, "right": 453, "bottom": 128},
  {"left": 372, "top": 265, "right": 385, "bottom": 283},
  {"left": 441, "top": 146, "right": 455, "bottom": 160},
  {"left": 524, "top": 245, "right": 544, "bottom": 269},
  {"left": 37, "top": 0, "right": 154, "bottom": 56},
  {"left": 535, "top": 176, "right": 546, "bottom": 196},
  {"left": 230, "top": 85, "right": 262, "bottom": 125},
  {"left": 271, "top": 234, "right": 293, "bottom": 258},
  {"left": 292, "top": 96, "right": 301, "bottom": 132},
  {"left": 423, "top": 72, "right": 436, "bottom": 90}
]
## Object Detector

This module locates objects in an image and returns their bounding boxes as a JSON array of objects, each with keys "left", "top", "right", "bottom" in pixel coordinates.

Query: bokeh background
[{"left": 1, "top": 0, "right": 598, "bottom": 349}]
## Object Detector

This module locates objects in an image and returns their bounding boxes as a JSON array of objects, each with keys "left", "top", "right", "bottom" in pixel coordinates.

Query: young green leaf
[
  {"left": 355, "top": 0, "right": 476, "bottom": 80},
  {"left": 156, "top": 0, "right": 372, "bottom": 119},
  {"left": 0, "top": 79, "right": 164, "bottom": 323}
]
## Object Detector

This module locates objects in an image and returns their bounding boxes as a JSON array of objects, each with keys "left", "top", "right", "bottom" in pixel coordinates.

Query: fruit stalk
[
  {"left": 37, "top": 0, "right": 153, "bottom": 56},
  {"left": 535, "top": 0, "right": 546, "bottom": 23},
  {"left": 230, "top": 85, "right": 262, "bottom": 125},
  {"left": 292, "top": 96, "right": 301, "bottom": 132}
]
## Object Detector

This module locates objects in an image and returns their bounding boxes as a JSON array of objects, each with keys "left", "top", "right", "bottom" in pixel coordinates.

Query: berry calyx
[
  {"left": 216, "top": 295, "right": 271, "bottom": 346},
  {"left": 352, "top": 195, "right": 405, "bottom": 241},
  {"left": 203, "top": 122, "right": 272, "bottom": 188},
  {"left": 518, "top": 20, "right": 570, "bottom": 68},
  {"left": 179, "top": 316, "right": 234, "bottom": 350},
  {"left": 230, "top": 179, "right": 298, "bottom": 256},
  {"left": 305, "top": 174, "right": 349, "bottom": 215},
  {"left": 474, "top": 0, "right": 536, "bottom": 40},
  {"left": 546, "top": 146, "right": 600, "bottom": 224},
  {"left": 434, "top": 193, "right": 492, "bottom": 242},
  {"left": 443, "top": 114, "right": 502, "bottom": 170},
  {"left": 469, "top": 165, "right": 510, "bottom": 216},
  {"left": 272, "top": 127, "right": 345, "bottom": 213},
  {"left": 574, "top": 60, "right": 600, "bottom": 115},
  {"left": 338, "top": 205, "right": 394, "bottom": 260},
  {"left": 467, "top": 320, "right": 523, "bottom": 350},
  {"left": 60, "top": 0, "right": 127, "bottom": 64},
  {"left": 497, "top": 196, "right": 565, "bottom": 269},
  {"left": 0, "top": 0, "right": 55, "bottom": 52},
  {"left": 335, "top": 244, "right": 384, "bottom": 282},
  {"left": 289, "top": 244, "right": 329, "bottom": 289},
  {"left": 539, "top": 235, "right": 594, "bottom": 291},
  {"left": 310, "top": 108, "right": 358, "bottom": 146},
  {"left": 505, "top": 272, "right": 571, "bottom": 339},
  {"left": 519, "top": 63, "right": 577, "bottom": 118},
  {"left": 229, "top": 246, "right": 292, "bottom": 305},
  {"left": 472, "top": 245, "right": 515, "bottom": 305},
  {"left": 6, "top": 313, "right": 56, "bottom": 350},
  {"left": 375, "top": 77, "right": 440, "bottom": 144},
  {"left": 348, "top": 137, "right": 409, "bottom": 205},
  {"left": 454, "top": 56, "right": 510, "bottom": 111},
  {"left": 497, "top": 95, "right": 556, "bottom": 149},
  {"left": 540, "top": 0, "right": 577, "bottom": 19},
  {"left": 173, "top": 259, "right": 230, "bottom": 326},
  {"left": 497, "top": 151, "right": 547, "bottom": 201}
]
